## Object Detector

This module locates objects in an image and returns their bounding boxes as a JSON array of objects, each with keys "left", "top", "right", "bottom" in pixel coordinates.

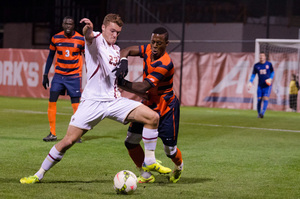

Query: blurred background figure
[{"left": 289, "top": 74, "right": 299, "bottom": 112}]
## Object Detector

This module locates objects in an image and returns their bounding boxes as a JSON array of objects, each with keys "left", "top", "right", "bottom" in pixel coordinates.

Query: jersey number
[
  {"left": 65, "top": 50, "right": 70, "bottom": 57},
  {"left": 109, "top": 55, "right": 119, "bottom": 66},
  {"left": 259, "top": 69, "right": 267, "bottom": 75}
]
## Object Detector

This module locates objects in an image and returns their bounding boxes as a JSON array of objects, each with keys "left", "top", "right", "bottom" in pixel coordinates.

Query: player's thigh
[
  {"left": 263, "top": 86, "right": 272, "bottom": 97},
  {"left": 106, "top": 98, "right": 141, "bottom": 124},
  {"left": 256, "top": 86, "right": 263, "bottom": 98},
  {"left": 50, "top": 76, "right": 66, "bottom": 93},
  {"left": 127, "top": 104, "right": 159, "bottom": 126},
  {"left": 69, "top": 100, "right": 106, "bottom": 130},
  {"left": 65, "top": 77, "right": 81, "bottom": 98}
]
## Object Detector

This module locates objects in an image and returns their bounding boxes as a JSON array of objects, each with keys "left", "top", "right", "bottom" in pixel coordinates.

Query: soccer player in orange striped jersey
[
  {"left": 42, "top": 16, "right": 85, "bottom": 142},
  {"left": 117, "top": 27, "right": 183, "bottom": 183}
]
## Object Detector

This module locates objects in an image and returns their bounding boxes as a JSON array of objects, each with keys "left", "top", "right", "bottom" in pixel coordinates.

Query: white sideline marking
[
  {"left": 2, "top": 109, "right": 70, "bottom": 115},
  {"left": 182, "top": 122, "right": 300, "bottom": 133},
  {"left": 3, "top": 109, "right": 298, "bottom": 133}
]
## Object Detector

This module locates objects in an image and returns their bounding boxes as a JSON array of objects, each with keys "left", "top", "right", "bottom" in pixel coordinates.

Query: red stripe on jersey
[
  {"left": 94, "top": 32, "right": 101, "bottom": 38},
  {"left": 89, "top": 64, "right": 100, "bottom": 80}
]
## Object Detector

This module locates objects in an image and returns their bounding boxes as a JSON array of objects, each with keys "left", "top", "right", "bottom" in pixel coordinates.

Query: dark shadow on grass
[
  {"left": 102, "top": 192, "right": 143, "bottom": 196},
  {"left": 141, "top": 175, "right": 213, "bottom": 185},
  {"left": 173, "top": 177, "right": 213, "bottom": 184},
  {"left": 42, "top": 135, "right": 119, "bottom": 142},
  {"left": 82, "top": 135, "right": 119, "bottom": 141},
  {"left": 99, "top": 177, "right": 212, "bottom": 196},
  {"left": 44, "top": 179, "right": 111, "bottom": 184},
  {"left": 0, "top": 136, "right": 37, "bottom": 141},
  {"left": 0, "top": 178, "right": 23, "bottom": 184},
  {"left": 3, "top": 177, "right": 212, "bottom": 185},
  {"left": 1, "top": 178, "right": 111, "bottom": 184}
]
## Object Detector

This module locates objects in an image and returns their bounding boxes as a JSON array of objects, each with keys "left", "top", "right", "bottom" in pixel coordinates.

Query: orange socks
[
  {"left": 172, "top": 148, "right": 183, "bottom": 166},
  {"left": 48, "top": 102, "right": 57, "bottom": 136},
  {"left": 71, "top": 103, "right": 79, "bottom": 114},
  {"left": 48, "top": 102, "right": 79, "bottom": 137}
]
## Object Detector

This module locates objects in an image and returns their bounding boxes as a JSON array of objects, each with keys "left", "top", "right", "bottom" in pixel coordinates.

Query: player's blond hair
[{"left": 103, "top": 13, "right": 124, "bottom": 27}]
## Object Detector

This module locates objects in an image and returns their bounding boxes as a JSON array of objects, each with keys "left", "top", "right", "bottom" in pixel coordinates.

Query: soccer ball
[{"left": 113, "top": 170, "right": 137, "bottom": 195}]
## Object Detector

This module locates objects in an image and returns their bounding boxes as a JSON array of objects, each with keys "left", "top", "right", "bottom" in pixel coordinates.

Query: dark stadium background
[{"left": 1, "top": 0, "right": 300, "bottom": 50}]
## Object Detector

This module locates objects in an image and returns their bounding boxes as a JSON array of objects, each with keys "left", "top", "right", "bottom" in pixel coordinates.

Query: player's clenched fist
[
  {"left": 113, "top": 57, "right": 128, "bottom": 78},
  {"left": 80, "top": 18, "right": 94, "bottom": 44},
  {"left": 80, "top": 18, "right": 93, "bottom": 34}
]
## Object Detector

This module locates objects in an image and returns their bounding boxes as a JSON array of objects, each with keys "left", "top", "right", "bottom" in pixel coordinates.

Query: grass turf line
[{"left": 0, "top": 97, "right": 300, "bottom": 198}]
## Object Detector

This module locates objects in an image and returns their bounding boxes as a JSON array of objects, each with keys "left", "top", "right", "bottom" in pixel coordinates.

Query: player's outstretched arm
[
  {"left": 80, "top": 18, "right": 94, "bottom": 45},
  {"left": 120, "top": 46, "right": 140, "bottom": 58}
]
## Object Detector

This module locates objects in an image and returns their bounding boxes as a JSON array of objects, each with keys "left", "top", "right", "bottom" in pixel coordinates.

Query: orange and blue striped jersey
[
  {"left": 139, "top": 44, "right": 176, "bottom": 117},
  {"left": 49, "top": 31, "right": 85, "bottom": 77}
]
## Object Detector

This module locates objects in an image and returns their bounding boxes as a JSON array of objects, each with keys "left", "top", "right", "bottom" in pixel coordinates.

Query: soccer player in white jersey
[{"left": 20, "top": 14, "right": 171, "bottom": 184}]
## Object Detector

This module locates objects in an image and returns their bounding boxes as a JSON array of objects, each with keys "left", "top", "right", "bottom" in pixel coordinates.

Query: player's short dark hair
[
  {"left": 152, "top": 27, "right": 169, "bottom": 41},
  {"left": 63, "top": 16, "right": 74, "bottom": 22}
]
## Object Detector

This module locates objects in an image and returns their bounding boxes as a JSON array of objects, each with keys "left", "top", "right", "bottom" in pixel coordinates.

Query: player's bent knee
[
  {"left": 149, "top": 111, "right": 159, "bottom": 127},
  {"left": 62, "top": 126, "right": 84, "bottom": 147},
  {"left": 63, "top": 135, "right": 77, "bottom": 146},
  {"left": 125, "top": 141, "right": 139, "bottom": 150},
  {"left": 55, "top": 138, "right": 74, "bottom": 152},
  {"left": 125, "top": 132, "right": 142, "bottom": 146}
]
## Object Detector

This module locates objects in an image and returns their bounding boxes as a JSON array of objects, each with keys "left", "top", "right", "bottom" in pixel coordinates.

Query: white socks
[
  {"left": 35, "top": 145, "right": 64, "bottom": 180},
  {"left": 142, "top": 127, "right": 158, "bottom": 165}
]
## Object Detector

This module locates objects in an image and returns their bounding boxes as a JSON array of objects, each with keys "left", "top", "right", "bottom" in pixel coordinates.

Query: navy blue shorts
[
  {"left": 50, "top": 74, "right": 81, "bottom": 97},
  {"left": 128, "top": 97, "right": 180, "bottom": 147}
]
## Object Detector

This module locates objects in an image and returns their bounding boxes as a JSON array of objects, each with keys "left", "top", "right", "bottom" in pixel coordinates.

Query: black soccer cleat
[
  {"left": 258, "top": 113, "right": 264, "bottom": 119},
  {"left": 43, "top": 132, "right": 57, "bottom": 142}
]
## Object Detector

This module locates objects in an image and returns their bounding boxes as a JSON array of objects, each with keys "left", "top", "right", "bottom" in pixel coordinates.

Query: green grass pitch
[{"left": 0, "top": 96, "right": 300, "bottom": 198}]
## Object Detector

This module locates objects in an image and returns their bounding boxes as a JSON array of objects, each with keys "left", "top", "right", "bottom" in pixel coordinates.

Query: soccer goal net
[{"left": 255, "top": 38, "right": 300, "bottom": 112}]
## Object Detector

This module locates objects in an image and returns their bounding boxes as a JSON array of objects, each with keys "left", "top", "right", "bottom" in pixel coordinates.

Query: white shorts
[{"left": 69, "top": 97, "right": 141, "bottom": 130}]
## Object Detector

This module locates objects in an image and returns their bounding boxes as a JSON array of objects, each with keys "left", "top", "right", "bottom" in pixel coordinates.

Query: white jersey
[{"left": 82, "top": 31, "right": 121, "bottom": 101}]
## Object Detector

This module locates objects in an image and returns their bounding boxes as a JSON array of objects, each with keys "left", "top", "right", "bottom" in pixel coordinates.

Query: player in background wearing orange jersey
[
  {"left": 42, "top": 16, "right": 85, "bottom": 142},
  {"left": 116, "top": 27, "right": 183, "bottom": 183}
]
